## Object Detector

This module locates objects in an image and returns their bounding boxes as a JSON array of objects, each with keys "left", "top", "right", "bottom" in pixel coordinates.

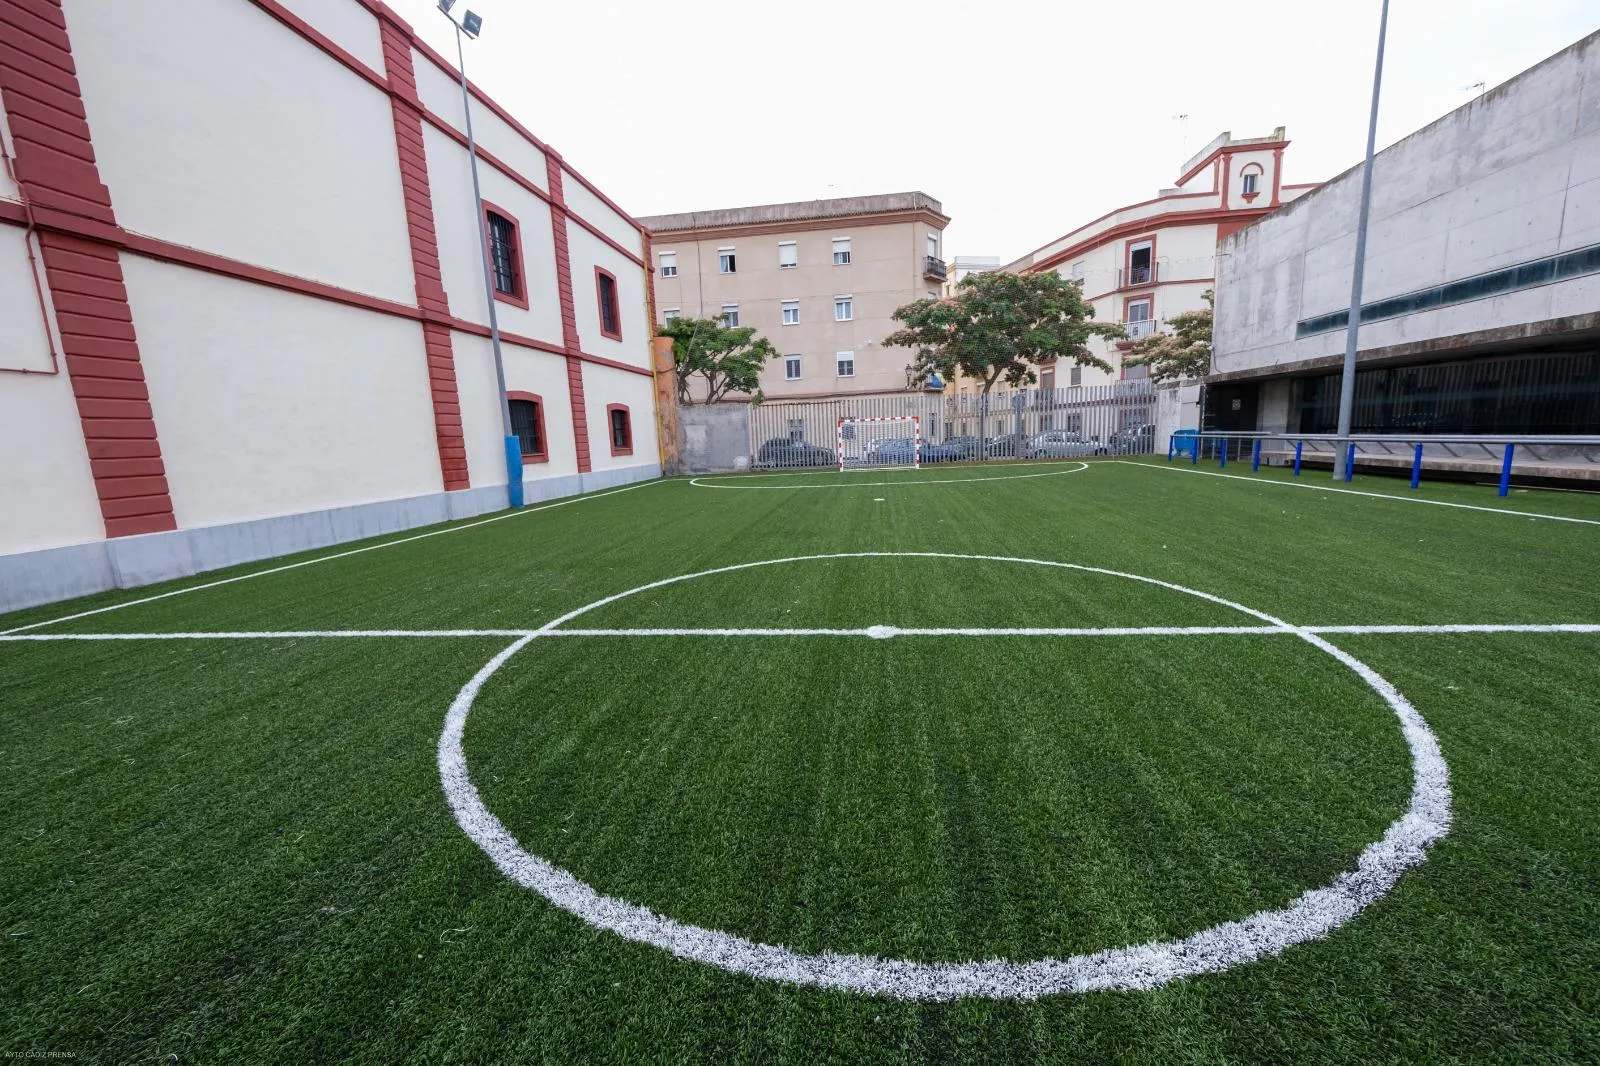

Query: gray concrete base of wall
[{"left": 0, "top": 463, "right": 661, "bottom": 615}]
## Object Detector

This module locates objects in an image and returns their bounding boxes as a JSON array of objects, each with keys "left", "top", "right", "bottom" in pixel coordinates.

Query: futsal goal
[{"left": 837, "top": 415, "right": 920, "bottom": 470}]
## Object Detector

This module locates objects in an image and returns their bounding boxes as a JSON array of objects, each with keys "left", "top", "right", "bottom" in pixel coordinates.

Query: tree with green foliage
[
  {"left": 883, "top": 270, "right": 1121, "bottom": 397},
  {"left": 1123, "top": 289, "right": 1213, "bottom": 382},
  {"left": 658, "top": 316, "right": 779, "bottom": 405}
]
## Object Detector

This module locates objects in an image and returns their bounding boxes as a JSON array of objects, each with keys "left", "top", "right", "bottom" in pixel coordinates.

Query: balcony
[
  {"left": 1123, "top": 318, "right": 1158, "bottom": 341},
  {"left": 923, "top": 255, "right": 947, "bottom": 281},
  {"left": 1117, "top": 262, "right": 1160, "bottom": 289}
]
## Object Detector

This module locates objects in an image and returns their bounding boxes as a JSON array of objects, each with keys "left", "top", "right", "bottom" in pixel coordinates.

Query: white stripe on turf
[
  {"left": 0, "top": 481, "right": 660, "bottom": 637},
  {"left": 436, "top": 550, "right": 1455, "bottom": 1000},
  {"left": 1112, "top": 460, "right": 1600, "bottom": 526},
  {"left": 3, "top": 622, "right": 1597, "bottom": 641}
]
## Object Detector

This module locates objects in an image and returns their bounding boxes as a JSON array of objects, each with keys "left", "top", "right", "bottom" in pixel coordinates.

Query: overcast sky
[{"left": 390, "top": 0, "right": 1597, "bottom": 263}]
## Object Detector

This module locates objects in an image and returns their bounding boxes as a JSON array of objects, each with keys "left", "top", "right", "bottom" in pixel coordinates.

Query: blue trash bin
[{"left": 1170, "top": 429, "right": 1199, "bottom": 460}]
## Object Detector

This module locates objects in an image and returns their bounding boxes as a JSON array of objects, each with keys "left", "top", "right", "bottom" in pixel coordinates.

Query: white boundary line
[
  {"left": 1114, "top": 460, "right": 1600, "bottom": 526},
  {"left": 4, "top": 622, "right": 1598, "bottom": 642},
  {"left": 0, "top": 481, "right": 660, "bottom": 637},
  {"left": 436, "top": 551, "right": 1455, "bottom": 1000},
  {"left": 688, "top": 461, "right": 1090, "bottom": 489}
]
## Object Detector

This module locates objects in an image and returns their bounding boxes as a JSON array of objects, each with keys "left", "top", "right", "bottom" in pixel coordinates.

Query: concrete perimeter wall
[
  {"left": 677, "top": 404, "right": 752, "bottom": 473},
  {"left": 1214, "top": 31, "right": 1600, "bottom": 376}
]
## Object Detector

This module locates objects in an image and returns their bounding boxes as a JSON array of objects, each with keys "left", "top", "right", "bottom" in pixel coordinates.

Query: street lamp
[
  {"left": 438, "top": 1, "right": 522, "bottom": 508},
  {"left": 1332, "top": 0, "right": 1391, "bottom": 481}
]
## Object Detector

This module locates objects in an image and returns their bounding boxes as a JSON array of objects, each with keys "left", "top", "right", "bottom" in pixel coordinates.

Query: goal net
[{"left": 837, "top": 416, "right": 921, "bottom": 470}]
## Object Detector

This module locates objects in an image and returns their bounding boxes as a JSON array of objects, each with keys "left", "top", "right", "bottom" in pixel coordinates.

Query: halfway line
[{"left": 4, "top": 623, "right": 1598, "bottom": 642}]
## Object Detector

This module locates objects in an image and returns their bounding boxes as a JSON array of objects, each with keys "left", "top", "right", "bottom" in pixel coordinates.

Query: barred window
[
  {"left": 486, "top": 211, "right": 520, "bottom": 298},
  {"left": 507, "top": 394, "right": 547, "bottom": 463}
]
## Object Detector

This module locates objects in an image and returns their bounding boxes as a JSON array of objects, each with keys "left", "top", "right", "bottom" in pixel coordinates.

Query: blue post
[
  {"left": 1344, "top": 442, "right": 1356, "bottom": 482},
  {"left": 1293, "top": 441, "right": 1303, "bottom": 476},
  {"left": 1219, "top": 438, "right": 1228, "bottom": 468},
  {"left": 1192, "top": 437, "right": 1198, "bottom": 464},
  {"left": 504, "top": 435, "right": 525, "bottom": 509},
  {"left": 1499, "top": 443, "right": 1514, "bottom": 497},
  {"left": 1167, "top": 438, "right": 1174, "bottom": 462},
  {"left": 1252, "top": 438, "right": 1261, "bottom": 472},
  {"left": 1410, "top": 443, "right": 1423, "bottom": 489}
]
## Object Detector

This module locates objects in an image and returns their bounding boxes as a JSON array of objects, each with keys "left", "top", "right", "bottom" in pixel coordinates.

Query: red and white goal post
[{"left": 836, "top": 415, "right": 921, "bottom": 471}]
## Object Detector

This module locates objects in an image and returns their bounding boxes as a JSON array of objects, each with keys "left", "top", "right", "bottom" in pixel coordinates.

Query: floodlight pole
[
  {"left": 443, "top": 5, "right": 523, "bottom": 509},
  {"left": 1333, "top": 0, "right": 1390, "bottom": 481}
]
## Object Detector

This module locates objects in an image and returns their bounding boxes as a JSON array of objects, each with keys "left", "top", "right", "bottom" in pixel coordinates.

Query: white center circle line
[{"left": 437, "top": 552, "right": 1452, "bottom": 1000}]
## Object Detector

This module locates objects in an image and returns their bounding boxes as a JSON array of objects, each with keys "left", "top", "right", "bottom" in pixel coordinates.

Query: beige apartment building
[{"left": 638, "top": 193, "right": 950, "bottom": 400}]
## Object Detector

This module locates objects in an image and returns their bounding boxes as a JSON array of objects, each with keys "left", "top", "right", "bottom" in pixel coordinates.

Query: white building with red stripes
[
  {"left": 1002, "top": 129, "right": 1319, "bottom": 387},
  {"left": 0, "top": 0, "right": 662, "bottom": 611}
]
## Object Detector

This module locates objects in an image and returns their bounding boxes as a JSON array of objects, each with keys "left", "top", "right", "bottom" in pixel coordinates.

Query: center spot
[{"left": 867, "top": 624, "right": 897, "bottom": 638}]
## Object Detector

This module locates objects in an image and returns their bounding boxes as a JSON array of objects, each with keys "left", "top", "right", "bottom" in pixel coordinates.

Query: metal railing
[
  {"left": 923, "top": 256, "right": 947, "bottom": 281},
  {"left": 1123, "top": 318, "right": 1157, "bottom": 340},
  {"left": 1168, "top": 431, "right": 1600, "bottom": 496},
  {"left": 1118, "top": 263, "right": 1158, "bottom": 288},
  {"left": 749, "top": 383, "right": 1160, "bottom": 468}
]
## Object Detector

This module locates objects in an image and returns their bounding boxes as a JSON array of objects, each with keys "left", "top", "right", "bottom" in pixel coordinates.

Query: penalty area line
[{"left": 4, "top": 623, "right": 1598, "bottom": 642}]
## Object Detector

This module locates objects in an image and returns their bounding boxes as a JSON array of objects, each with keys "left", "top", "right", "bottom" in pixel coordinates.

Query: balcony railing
[
  {"left": 1123, "top": 318, "right": 1157, "bottom": 340},
  {"left": 923, "top": 256, "right": 947, "bottom": 281},
  {"left": 1117, "top": 262, "right": 1159, "bottom": 288}
]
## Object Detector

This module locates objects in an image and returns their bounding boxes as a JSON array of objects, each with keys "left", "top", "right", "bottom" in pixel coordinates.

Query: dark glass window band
[{"left": 1297, "top": 242, "right": 1600, "bottom": 338}]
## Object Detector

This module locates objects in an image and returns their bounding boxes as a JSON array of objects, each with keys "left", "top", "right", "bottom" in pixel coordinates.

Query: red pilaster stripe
[
  {"left": 376, "top": 11, "right": 469, "bottom": 490},
  {"left": 546, "top": 156, "right": 591, "bottom": 472},
  {"left": 0, "top": 0, "right": 176, "bottom": 537}
]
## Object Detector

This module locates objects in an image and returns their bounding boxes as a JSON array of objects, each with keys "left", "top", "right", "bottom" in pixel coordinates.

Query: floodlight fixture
[{"left": 461, "top": 10, "right": 482, "bottom": 37}]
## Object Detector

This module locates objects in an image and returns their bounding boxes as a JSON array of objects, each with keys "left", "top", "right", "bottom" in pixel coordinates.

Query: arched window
[{"left": 1239, "top": 163, "right": 1265, "bottom": 201}]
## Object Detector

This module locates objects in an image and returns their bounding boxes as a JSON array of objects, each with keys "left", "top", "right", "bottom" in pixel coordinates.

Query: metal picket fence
[{"left": 749, "top": 383, "right": 1159, "bottom": 468}]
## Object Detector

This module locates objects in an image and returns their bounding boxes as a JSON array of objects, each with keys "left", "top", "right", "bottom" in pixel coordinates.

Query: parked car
[
  {"left": 984, "top": 435, "right": 1023, "bottom": 458},
  {"left": 864, "top": 436, "right": 912, "bottom": 457},
  {"left": 941, "top": 436, "right": 982, "bottom": 460},
  {"left": 866, "top": 438, "right": 919, "bottom": 464},
  {"left": 853, "top": 438, "right": 966, "bottom": 465},
  {"left": 1107, "top": 423, "right": 1156, "bottom": 454},
  {"left": 1023, "top": 432, "right": 1106, "bottom": 458},
  {"left": 920, "top": 441, "right": 968, "bottom": 463},
  {"left": 756, "top": 437, "right": 834, "bottom": 468}
]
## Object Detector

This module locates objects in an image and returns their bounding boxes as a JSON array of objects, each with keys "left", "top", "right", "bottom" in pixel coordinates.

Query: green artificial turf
[{"left": 2, "top": 459, "right": 1598, "bottom": 1063}]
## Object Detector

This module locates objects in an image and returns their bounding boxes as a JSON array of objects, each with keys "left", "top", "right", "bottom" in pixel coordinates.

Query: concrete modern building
[
  {"left": 639, "top": 193, "right": 950, "bottom": 400},
  {"left": 0, "top": 0, "right": 660, "bottom": 611},
  {"left": 1210, "top": 33, "right": 1600, "bottom": 443}
]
